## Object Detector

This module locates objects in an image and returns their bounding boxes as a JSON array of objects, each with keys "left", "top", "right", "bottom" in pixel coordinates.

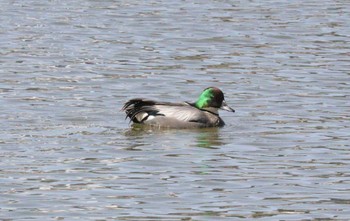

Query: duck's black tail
[{"left": 122, "top": 99, "right": 160, "bottom": 123}]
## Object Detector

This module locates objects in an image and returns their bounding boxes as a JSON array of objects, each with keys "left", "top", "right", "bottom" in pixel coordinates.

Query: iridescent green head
[{"left": 195, "top": 87, "right": 235, "bottom": 112}]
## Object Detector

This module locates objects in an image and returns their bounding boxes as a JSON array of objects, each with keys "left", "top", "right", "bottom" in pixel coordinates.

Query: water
[{"left": 1, "top": 0, "right": 350, "bottom": 220}]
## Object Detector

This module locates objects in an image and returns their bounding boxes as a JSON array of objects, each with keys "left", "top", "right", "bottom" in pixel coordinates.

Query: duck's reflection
[
  {"left": 193, "top": 127, "right": 224, "bottom": 149},
  {"left": 123, "top": 124, "right": 225, "bottom": 149}
]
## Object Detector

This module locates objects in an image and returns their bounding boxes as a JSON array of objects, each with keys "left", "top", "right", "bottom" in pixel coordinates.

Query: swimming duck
[{"left": 122, "top": 87, "right": 235, "bottom": 128}]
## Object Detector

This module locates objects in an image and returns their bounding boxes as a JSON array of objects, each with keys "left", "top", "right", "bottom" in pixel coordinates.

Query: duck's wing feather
[
  {"left": 122, "top": 99, "right": 206, "bottom": 124},
  {"left": 122, "top": 99, "right": 158, "bottom": 123}
]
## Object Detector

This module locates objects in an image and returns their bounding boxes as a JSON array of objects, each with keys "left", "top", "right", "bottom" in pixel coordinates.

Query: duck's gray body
[{"left": 123, "top": 99, "right": 225, "bottom": 128}]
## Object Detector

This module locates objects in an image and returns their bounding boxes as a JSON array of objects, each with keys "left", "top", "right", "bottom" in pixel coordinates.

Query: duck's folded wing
[
  {"left": 153, "top": 104, "right": 206, "bottom": 123},
  {"left": 122, "top": 99, "right": 205, "bottom": 123}
]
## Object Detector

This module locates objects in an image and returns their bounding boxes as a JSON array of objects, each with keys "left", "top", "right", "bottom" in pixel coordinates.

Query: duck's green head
[{"left": 195, "top": 87, "right": 235, "bottom": 112}]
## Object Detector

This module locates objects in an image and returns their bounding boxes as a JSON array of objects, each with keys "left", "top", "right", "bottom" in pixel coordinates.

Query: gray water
[{"left": 1, "top": 0, "right": 350, "bottom": 220}]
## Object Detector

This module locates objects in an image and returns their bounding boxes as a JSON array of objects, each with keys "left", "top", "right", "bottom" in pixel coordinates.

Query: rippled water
[{"left": 1, "top": 0, "right": 350, "bottom": 220}]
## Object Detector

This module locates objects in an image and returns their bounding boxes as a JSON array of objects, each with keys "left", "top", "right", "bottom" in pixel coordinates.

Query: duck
[{"left": 122, "top": 87, "right": 235, "bottom": 128}]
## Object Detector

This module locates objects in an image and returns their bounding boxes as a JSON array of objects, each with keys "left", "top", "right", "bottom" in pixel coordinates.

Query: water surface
[{"left": 1, "top": 0, "right": 349, "bottom": 220}]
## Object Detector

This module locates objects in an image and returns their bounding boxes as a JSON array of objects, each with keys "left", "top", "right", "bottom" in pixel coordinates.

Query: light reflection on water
[{"left": 1, "top": 0, "right": 350, "bottom": 220}]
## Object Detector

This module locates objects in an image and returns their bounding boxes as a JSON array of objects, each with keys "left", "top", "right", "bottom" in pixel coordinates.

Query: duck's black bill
[{"left": 220, "top": 100, "right": 235, "bottom": 112}]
